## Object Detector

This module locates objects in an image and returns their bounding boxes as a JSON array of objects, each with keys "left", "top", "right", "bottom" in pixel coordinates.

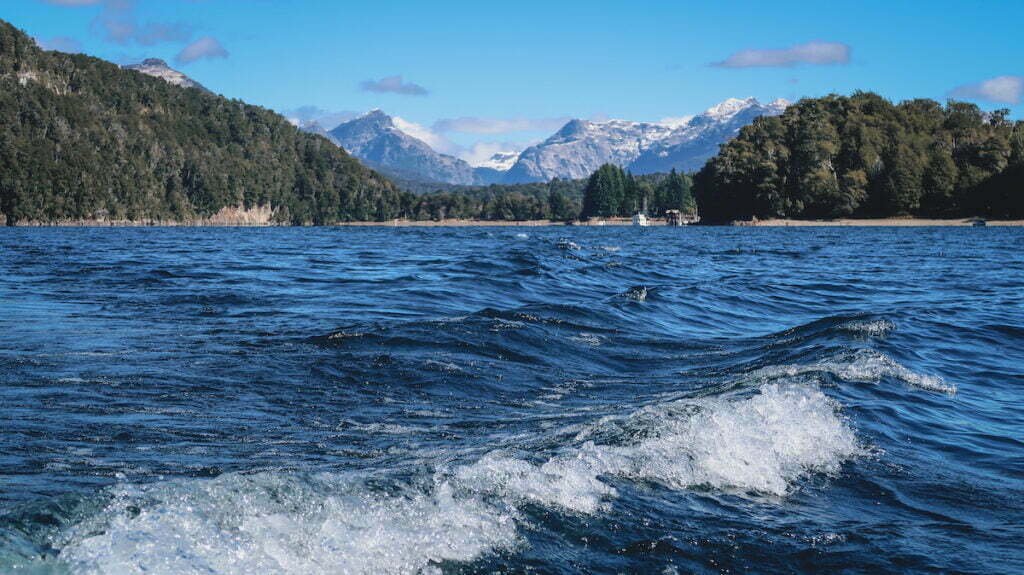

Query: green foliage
[
  {"left": 693, "top": 92, "right": 1024, "bottom": 222},
  {"left": 0, "top": 20, "right": 403, "bottom": 225},
  {"left": 581, "top": 164, "right": 694, "bottom": 219},
  {"left": 0, "top": 19, "right": 701, "bottom": 225}
]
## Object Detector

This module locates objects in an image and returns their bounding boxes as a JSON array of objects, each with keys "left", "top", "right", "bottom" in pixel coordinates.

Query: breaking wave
[
  {"left": 28, "top": 384, "right": 859, "bottom": 574},
  {"left": 753, "top": 349, "right": 955, "bottom": 394}
]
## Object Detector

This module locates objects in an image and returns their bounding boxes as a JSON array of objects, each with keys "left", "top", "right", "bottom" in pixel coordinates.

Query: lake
[{"left": 1, "top": 226, "right": 1021, "bottom": 573}]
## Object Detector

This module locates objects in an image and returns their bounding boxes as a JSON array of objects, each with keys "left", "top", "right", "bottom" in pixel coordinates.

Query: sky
[{"left": 6, "top": 0, "right": 1024, "bottom": 164}]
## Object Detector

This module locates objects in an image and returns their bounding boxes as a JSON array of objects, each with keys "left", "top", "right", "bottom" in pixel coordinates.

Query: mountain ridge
[
  {"left": 122, "top": 58, "right": 208, "bottom": 92},
  {"left": 322, "top": 98, "right": 789, "bottom": 186}
]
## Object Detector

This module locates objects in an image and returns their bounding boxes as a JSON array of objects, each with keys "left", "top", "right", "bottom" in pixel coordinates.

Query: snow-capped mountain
[
  {"left": 311, "top": 97, "right": 787, "bottom": 186},
  {"left": 502, "top": 119, "right": 676, "bottom": 183},
  {"left": 502, "top": 97, "right": 789, "bottom": 183},
  {"left": 328, "top": 110, "right": 487, "bottom": 186},
  {"left": 475, "top": 151, "right": 521, "bottom": 172},
  {"left": 297, "top": 120, "right": 336, "bottom": 142},
  {"left": 629, "top": 97, "right": 790, "bottom": 174},
  {"left": 123, "top": 59, "right": 207, "bottom": 92}
]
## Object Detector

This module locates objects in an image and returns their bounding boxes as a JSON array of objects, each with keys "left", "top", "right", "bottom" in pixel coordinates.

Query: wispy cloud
[
  {"left": 713, "top": 41, "right": 850, "bottom": 68},
  {"left": 388, "top": 116, "right": 533, "bottom": 166},
  {"left": 46, "top": 0, "right": 195, "bottom": 49},
  {"left": 175, "top": 36, "right": 228, "bottom": 64},
  {"left": 359, "top": 75, "right": 429, "bottom": 96},
  {"left": 282, "top": 106, "right": 359, "bottom": 130},
  {"left": 432, "top": 116, "right": 568, "bottom": 134},
  {"left": 460, "top": 141, "right": 529, "bottom": 167},
  {"left": 38, "top": 0, "right": 103, "bottom": 5},
  {"left": 134, "top": 21, "right": 192, "bottom": 46},
  {"left": 391, "top": 116, "right": 455, "bottom": 153},
  {"left": 37, "top": 36, "right": 83, "bottom": 52},
  {"left": 948, "top": 76, "right": 1024, "bottom": 105}
]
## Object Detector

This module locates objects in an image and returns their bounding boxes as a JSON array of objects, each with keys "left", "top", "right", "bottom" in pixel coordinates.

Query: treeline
[
  {"left": 405, "top": 178, "right": 583, "bottom": 221},
  {"left": 0, "top": 20, "right": 404, "bottom": 225},
  {"left": 402, "top": 171, "right": 693, "bottom": 221},
  {"left": 581, "top": 165, "right": 694, "bottom": 218},
  {"left": 694, "top": 92, "right": 1024, "bottom": 222},
  {"left": 0, "top": 17, "right": 692, "bottom": 226}
]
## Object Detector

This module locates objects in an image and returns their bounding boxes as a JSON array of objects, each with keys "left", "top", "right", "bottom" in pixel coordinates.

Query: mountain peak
[
  {"left": 703, "top": 97, "right": 760, "bottom": 118},
  {"left": 555, "top": 118, "right": 591, "bottom": 138},
  {"left": 124, "top": 58, "right": 206, "bottom": 91},
  {"left": 351, "top": 109, "right": 395, "bottom": 129}
]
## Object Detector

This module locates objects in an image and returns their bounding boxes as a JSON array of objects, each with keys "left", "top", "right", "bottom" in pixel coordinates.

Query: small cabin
[{"left": 665, "top": 210, "right": 682, "bottom": 226}]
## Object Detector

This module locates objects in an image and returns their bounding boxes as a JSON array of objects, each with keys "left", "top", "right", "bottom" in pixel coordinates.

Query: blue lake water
[{"left": 1, "top": 226, "right": 1022, "bottom": 573}]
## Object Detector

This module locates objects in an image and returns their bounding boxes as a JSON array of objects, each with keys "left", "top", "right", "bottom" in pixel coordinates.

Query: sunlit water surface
[{"left": 1, "top": 226, "right": 1021, "bottom": 573}]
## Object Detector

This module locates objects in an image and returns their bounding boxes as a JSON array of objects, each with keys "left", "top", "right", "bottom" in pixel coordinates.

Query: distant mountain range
[
  {"left": 122, "top": 58, "right": 208, "bottom": 92},
  {"left": 297, "top": 98, "right": 788, "bottom": 186},
  {"left": 127, "top": 58, "right": 787, "bottom": 186},
  {"left": 325, "top": 110, "right": 485, "bottom": 185}
]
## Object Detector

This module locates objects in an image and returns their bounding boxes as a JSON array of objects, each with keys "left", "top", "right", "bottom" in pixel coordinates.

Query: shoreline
[
  {"left": 737, "top": 218, "right": 1024, "bottom": 227},
  {"left": 3, "top": 217, "right": 1022, "bottom": 228}
]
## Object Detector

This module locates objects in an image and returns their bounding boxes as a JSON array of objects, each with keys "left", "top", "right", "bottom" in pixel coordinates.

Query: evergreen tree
[{"left": 693, "top": 92, "right": 1024, "bottom": 222}]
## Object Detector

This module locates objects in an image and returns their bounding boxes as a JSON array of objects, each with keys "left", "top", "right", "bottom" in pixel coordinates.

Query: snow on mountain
[
  {"left": 475, "top": 151, "right": 520, "bottom": 171},
  {"left": 315, "top": 97, "right": 788, "bottom": 186},
  {"left": 628, "top": 97, "right": 789, "bottom": 174},
  {"left": 327, "top": 110, "right": 483, "bottom": 186},
  {"left": 123, "top": 59, "right": 207, "bottom": 92},
  {"left": 501, "top": 118, "right": 676, "bottom": 183},
  {"left": 503, "top": 97, "right": 789, "bottom": 183}
]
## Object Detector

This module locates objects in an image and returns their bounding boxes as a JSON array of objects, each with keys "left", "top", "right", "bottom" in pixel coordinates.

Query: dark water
[{"left": 1, "top": 226, "right": 1022, "bottom": 574}]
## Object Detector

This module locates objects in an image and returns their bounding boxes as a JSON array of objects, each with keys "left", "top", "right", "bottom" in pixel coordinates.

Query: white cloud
[
  {"left": 38, "top": 0, "right": 103, "bottom": 5},
  {"left": 175, "top": 36, "right": 228, "bottom": 64},
  {"left": 392, "top": 116, "right": 460, "bottom": 155},
  {"left": 388, "top": 117, "right": 533, "bottom": 166},
  {"left": 948, "top": 76, "right": 1024, "bottom": 105},
  {"left": 713, "top": 41, "right": 850, "bottom": 68},
  {"left": 281, "top": 106, "right": 359, "bottom": 130},
  {"left": 461, "top": 141, "right": 528, "bottom": 167},
  {"left": 359, "top": 75, "right": 429, "bottom": 96},
  {"left": 432, "top": 116, "right": 568, "bottom": 134}
]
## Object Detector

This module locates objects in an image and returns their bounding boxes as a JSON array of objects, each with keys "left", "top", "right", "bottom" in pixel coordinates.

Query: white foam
[
  {"left": 559, "top": 384, "right": 860, "bottom": 497},
  {"left": 458, "top": 383, "right": 859, "bottom": 515},
  {"left": 59, "top": 474, "right": 519, "bottom": 575},
  {"left": 53, "top": 385, "right": 861, "bottom": 573},
  {"left": 839, "top": 319, "right": 896, "bottom": 337},
  {"left": 754, "top": 349, "right": 955, "bottom": 394},
  {"left": 454, "top": 453, "right": 616, "bottom": 514}
]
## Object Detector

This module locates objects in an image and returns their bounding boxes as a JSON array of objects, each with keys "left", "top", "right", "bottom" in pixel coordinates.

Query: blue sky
[{"left": 6, "top": 0, "right": 1023, "bottom": 163}]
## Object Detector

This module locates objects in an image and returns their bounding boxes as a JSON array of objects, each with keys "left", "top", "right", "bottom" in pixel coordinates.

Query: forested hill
[
  {"left": 693, "top": 92, "right": 1024, "bottom": 222},
  {"left": 0, "top": 20, "right": 405, "bottom": 225}
]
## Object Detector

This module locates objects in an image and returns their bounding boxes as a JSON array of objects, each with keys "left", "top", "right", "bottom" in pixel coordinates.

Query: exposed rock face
[
  {"left": 123, "top": 58, "right": 208, "bottom": 92},
  {"left": 328, "top": 110, "right": 484, "bottom": 186},
  {"left": 502, "top": 97, "right": 789, "bottom": 183},
  {"left": 502, "top": 119, "right": 675, "bottom": 183},
  {"left": 628, "top": 98, "right": 790, "bottom": 174},
  {"left": 322, "top": 98, "right": 788, "bottom": 185}
]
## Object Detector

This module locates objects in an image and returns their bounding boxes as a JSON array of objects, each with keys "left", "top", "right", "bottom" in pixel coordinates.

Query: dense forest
[
  {"left": 693, "top": 92, "right": 1024, "bottom": 222},
  {"left": 11, "top": 16, "right": 1016, "bottom": 226},
  {"left": 580, "top": 165, "right": 694, "bottom": 218},
  {"left": 0, "top": 20, "right": 405, "bottom": 225},
  {"left": 0, "top": 19, "right": 693, "bottom": 225},
  {"left": 404, "top": 170, "right": 694, "bottom": 221}
]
